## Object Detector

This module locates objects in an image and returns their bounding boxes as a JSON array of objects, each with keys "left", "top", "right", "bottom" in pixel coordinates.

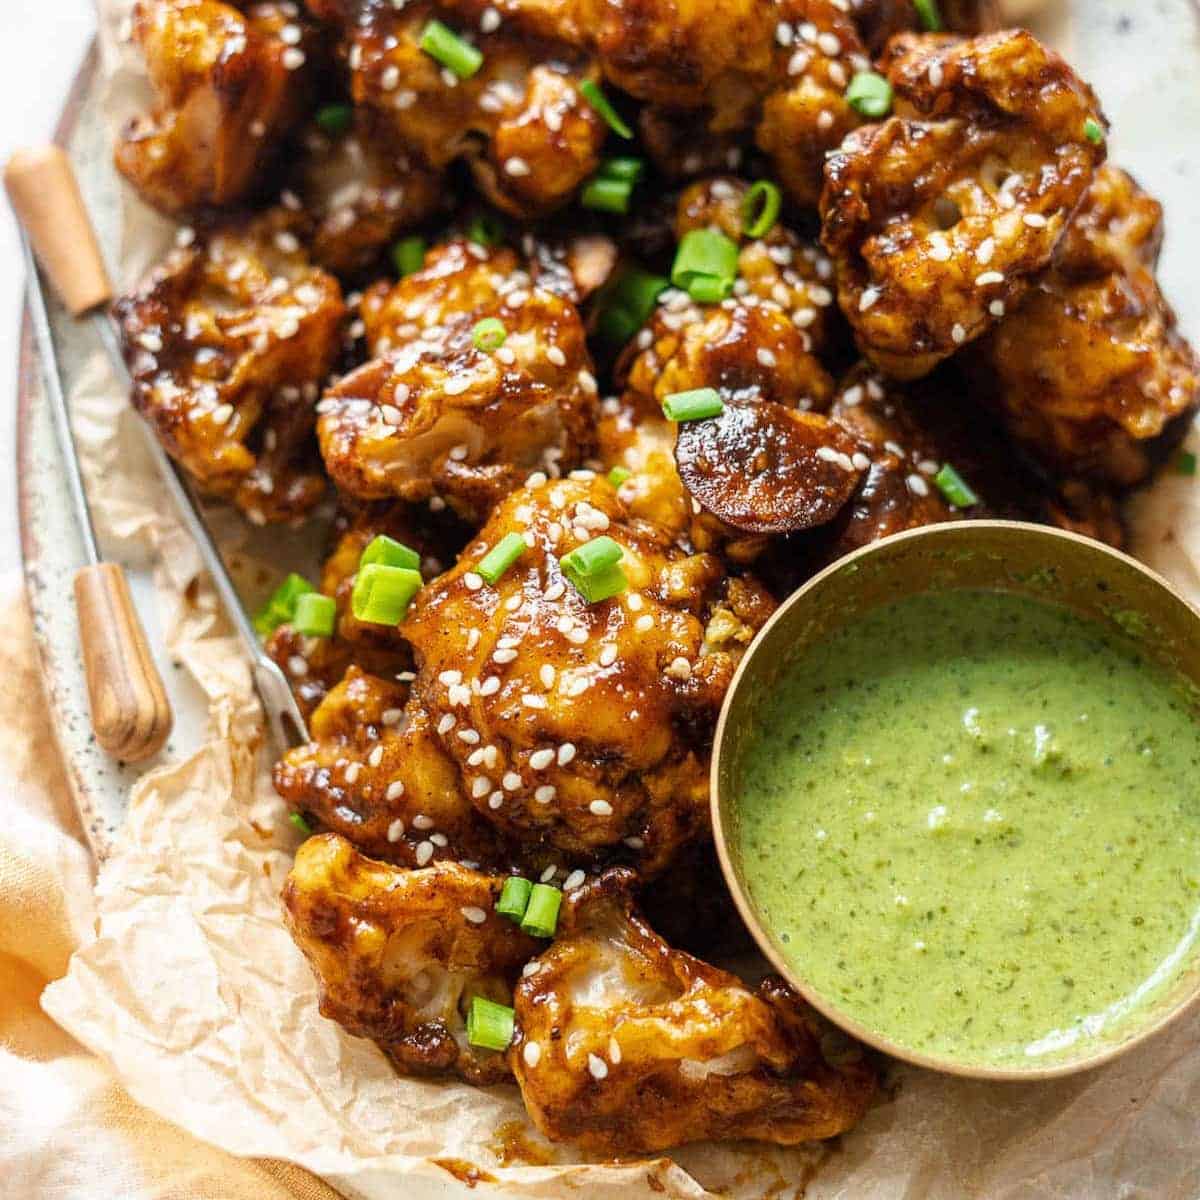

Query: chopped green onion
[
  {"left": 561, "top": 535, "right": 624, "bottom": 577},
  {"left": 671, "top": 229, "right": 739, "bottom": 303},
  {"left": 607, "top": 465, "right": 631, "bottom": 488},
  {"left": 289, "top": 812, "right": 313, "bottom": 836},
  {"left": 466, "top": 212, "right": 506, "bottom": 247},
  {"left": 392, "top": 236, "right": 426, "bottom": 277},
  {"left": 662, "top": 387, "right": 724, "bottom": 422},
  {"left": 1084, "top": 117, "right": 1105, "bottom": 145},
  {"left": 351, "top": 563, "right": 423, "bottom": 625},
  {"left": 473, "top": 317, "right": 508, "bottom": 352},
  {"left": 520, "top": 883, "right": 563, "bottom": 938},
  {"left": 565, "top": 563, "right": 628, "bottom": 604},
  {"left": 292, "top": 592, "right": 337, "bottom": 638},
  {"left": 846, "top": 71, "right": 894, "bottom": 119},
  {"left": 1177, "top": 451, "right": 1196, "bottom": 476},
  {"left": 254, "top": 572, "right": 314, "bottom": 637},
  {"left": 419, "top": 19, "right": 483, "bottom": 78},
  {"left": 914, "top": 0, "right": 942, "bottom": 31},
  {"left": 579, "top": 80, "right": 633, "bottom": 139},
  {"left": 595, "top": 265, "right": 668, "bottom": 344},
  {"left": 466, "top": 996, "right": 516, "bottom": 1051},
  {"left": 496, "top": 876, "right": 533, "bottom": 921},
  {"left": 478, "top": 532, "right": 526, "bottom": 583},
  {"left": 742, "top": 180, "right": 783, "bottom": 239},
  {"left": 361, "top": 534, "right": 421, "bottom": 572},
  {"left": 315, "top": 103, "right": 353, "bottom": 136},
  {"left": 598, "top": 156, "right": 645, "bottom": 183},
  {"left": 934, "top": 463, "right": 980, "bottom": 508},
  {"left": 581, "top": 175, "right": 634, "bottom": 213}
]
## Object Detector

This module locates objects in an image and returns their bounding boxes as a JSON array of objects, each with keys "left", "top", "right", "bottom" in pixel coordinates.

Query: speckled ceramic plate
[{"left": 19, "top": 4, "right": 1200, "bottom": 860}]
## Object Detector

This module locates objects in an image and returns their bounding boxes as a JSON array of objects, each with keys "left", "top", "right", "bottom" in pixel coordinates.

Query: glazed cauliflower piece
[
  {"left": 274, "top": 665, "right": 502, "bottom": 865},
  {"left": 393, "top": 475, "right": 773, "bottom": 874},
  {"left": 114, "top": 208, "right": 345, "bottom": 523},
  {"left": 973, "top": 166, "right": 1200, "bottom": 487},
  {"left": 283, "top": 833, "right": 537, "bottom": 1083},
  {"left": 116, "top": 0, "right": 321, "bottom": 215},
  {"left": 582, "top": 0, "right": 870, "bottom": 206},
  {"left": 820, "top": 30, "right": 1106, "bottom": 380},
  {"left": 297, "top": 118, "right": 447, "bottom": 277},
  {"left": 600, "top": 178, "right": 856, "bottom": 560},
  {"left": 306, "top": 0, "right": 605, "bottom": 219},
  {"left": 317, "top": 240, "right": 597, "bottom": 523},
  {"left": 511, "top": 869, "right": 876, "bottom": 1155}
]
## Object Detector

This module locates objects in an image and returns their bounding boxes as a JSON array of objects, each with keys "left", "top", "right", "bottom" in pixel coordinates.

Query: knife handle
[
  {"left": 74, "top": 563, "right": 173, "bottom": 762},
  {"left": 4, "top": 144, "right": 112, "bottom": 315}
]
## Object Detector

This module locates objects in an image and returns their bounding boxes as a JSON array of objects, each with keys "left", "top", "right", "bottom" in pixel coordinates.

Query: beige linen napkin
[{"left": 0, "top": 579, "right": 343, "bottom": 1200}]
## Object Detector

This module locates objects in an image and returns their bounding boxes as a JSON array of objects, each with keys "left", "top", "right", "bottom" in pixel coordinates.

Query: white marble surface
[{"left": 1, "top": 2, "right": 95, "bottom": 576}]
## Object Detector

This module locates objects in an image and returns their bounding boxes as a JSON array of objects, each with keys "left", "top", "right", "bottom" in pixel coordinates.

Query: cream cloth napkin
[{"left": 0, "top": 579, "right": 343, "bottom": 1200}]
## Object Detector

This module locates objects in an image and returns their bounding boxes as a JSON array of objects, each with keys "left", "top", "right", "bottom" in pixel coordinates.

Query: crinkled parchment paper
[{"left": 40, "top": 4, "right": 1200, "bottom": 1197}]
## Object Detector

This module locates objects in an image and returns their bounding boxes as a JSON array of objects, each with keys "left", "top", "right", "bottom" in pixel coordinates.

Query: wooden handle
[
  {"left": 74, "top": 563, "right": 173, "bottom": 762},
  {"left": 5, "top": 145, "right": 112, "bottom": 315}
]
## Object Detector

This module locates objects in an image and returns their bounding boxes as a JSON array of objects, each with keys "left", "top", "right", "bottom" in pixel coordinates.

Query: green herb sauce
[{"left": 737, "top": 590, "right": 1200, "bottom": 1068}]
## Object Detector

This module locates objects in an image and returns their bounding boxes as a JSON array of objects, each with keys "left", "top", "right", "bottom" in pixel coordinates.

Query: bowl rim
[{"left": 711, "top": 518, "right": 1200, "bottom": 1081}]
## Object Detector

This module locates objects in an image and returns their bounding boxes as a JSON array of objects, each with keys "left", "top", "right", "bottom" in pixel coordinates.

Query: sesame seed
[
  {"left": 557, "top": 743, "right": 576, "bottom": 766},
  {"left": 344, "top": 761, "right": 361, "bottom": 783},
  {"left": 468, "top": 748, "right": 486, "bottom": 766},
  {"left": 852, "top": 452, "right": 871, "bottom": 471},
  {"left": 282, "top": 47, "right": 306, "bottom": 70},
  {"left": 494, "top": 647, "right": 518, "bottom": 664},
  {"left": 387, "top": 819, "right": 405, "bottom": 842},
  {"left": 539, "top": 664, "right": 556, "bottom": 688},
  {"left": 563, "top": 869, "right": 586, "bottom": 891},
  {"left": 756, "top": 347, "right": 777, "bottom": 367},
  {"left": 540, "top": 865, "right": 558, "bottom": 882},
  {"left": 211, "top": 402, "right": 235, "bottom": 426},
  {"left": 566, "top": 627, "right": 589, "bottom": 645},
  {"left": 589, "top": 799, "right": 613, "bottom": 816},
  {"left": 975, "top": 271, "right": 1004, "bottom": 287},
  {"left": 461, "top": 905, "right": 487, "bottom": 924},
  {"left": 929, "top": 61, "right": 944, "bottom": 88},
  {"left": 415, "top": 840, "right": 434, "bottom": 865},
  {"left": 480, "top": 676, "right": 501, "bottom": 696},
  {"left": 387, "top": 780, "right": 406, "bottom": 801},
  {"left": 951, "top": 323, "right": 966, "bottom": 344},
  {"left": 448, "top": 684, "right": 471, "bottom": 707},
  {"left": 608, "top": 1037, "right": 621, "bottom": 1064},
  {"left": 457, "top": 728, "right": 481, "bottom": 744},
  {"left": 976, "top": 238, "right": 995, "bottom": 265},
  {"left": 445, "top": 376, "right": 470, "bottom": 396},
  {"left": 381, "top": 64, "right": 400, "bottom": 90},
  {"left": 665, "top": 657, "right": 692, "bottom": 681},
  {"left": 530, "top": 748, "right": 555, "bottom": 770},
  {"left": 437, "top": 714, "right": 456, "bottom": 735},
  {"left": 440, "top": 670, "right": 463, "bottom": 686},
  {"left": 503, "top": 772, "right": 523, "bottom": 791},
  {"left": 928, "top": 235, "right": 952, "bottom": 262},
  {"left": 464, "top": 572, "right": 483, "bottom": 591},
  {"left": 505, "top": 157, "right": 531, "bottom": 177},
  {"left": 286, "top": 653, "right": 307, "bottom": 676},
  {"left": 383, "top": 707, "right": 404, "bottom": 726},
  {"left": 588, "top": 1054, "right": 608, "bottom": 1080},
  {"left": 624, "top": 836, "right": 645, "bottom": 850},
  {"left": 859, "top": 287, "right": 881, "bottom": 312},
  {"left": 488, "top": 792, "right": 504, "bottom": 809},
  {"left": 907, "top": 474, "right": 930, "bottom": 497},
  {"left": 1023, "top": 212, "right": 1048, "bottom": 228},
  {"left": 522, "top": 960, "right": 542, "bottom": 977},
  {"left": 504, "top": 595, "right": 522, "bottom": 611},
  {"left": 368, "top": 745, "right": 384, "bottom": 768},
  {"left": 534, "top": 785, "right": 557, "bottom": 803},
  {"left": 471, "top": 777, "right": 493, "bottom": 798},
  {"left": 635, "top": 615, "right": 653, "bottom": 633},
  {"left": 990, "top": 300, "right": 1006, "bottom": 317},
  {"left": 599, "top": 645, "right": 618, "bottom": 667},
  {"left": 523, "top": 694, "right": 548, "bottom": 709},
  {"left": 546, "top": 346, "right": 566, "bottom": 367},
  {"left": 523, "top": 1041, "right": 542, "bottom": 1067}
]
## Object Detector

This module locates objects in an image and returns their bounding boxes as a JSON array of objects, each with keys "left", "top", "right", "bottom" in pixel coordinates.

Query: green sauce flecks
[{"left": 736, "top": 589, "right": 1200, "bottom": 1069}]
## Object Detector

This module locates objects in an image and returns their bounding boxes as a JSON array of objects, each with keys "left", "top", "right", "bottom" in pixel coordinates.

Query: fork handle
[{"left": 74, "top": 563, "right": 173, "bottom": 762}]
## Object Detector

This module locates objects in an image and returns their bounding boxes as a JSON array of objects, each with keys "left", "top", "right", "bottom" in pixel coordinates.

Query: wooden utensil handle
[
  {"left": 4, "top": 144, "right": 112, "bottom": 315},
  {"left": 74, "top": 563, "right": 173, "bottom": 762}
]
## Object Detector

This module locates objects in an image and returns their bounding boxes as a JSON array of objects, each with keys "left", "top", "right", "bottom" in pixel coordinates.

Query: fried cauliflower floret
[
  {"left": 821, "top": 30, "right": 1106, "bottom": 380},
  {"left": 317, "top": 240, "right": 597, "bottom": 522},
  {"left": 283, "top": 833, "right": 537, "bottom": 1083},
  {"left": 114, "top": 208, "right": 345, "bottom": 522},
  {"left": 849, "top": 0, "right": 1000, "bottom": 55},
  {"left": 393, "top": 476, "right": 772, "bottom": 874},
  {"left": 583, "top": 0, "right": 869, "bottom": 206},
  {"left": 511, "top": 869, "right": 876, "bottom": 1155},
  {"left": 273, "top": 666, "right": 499, "bottom": 866},
  {"left": 297, "top": 119, "right": 446, "bottom": 277},
  {"left": 973, "top": 166, "right": 1200, "bottom": 487},
  {"left": 600, "top": 178, "right": 852, "bottom": 559},
  {"left": 309, "top": 1, "right": 604, "bottom": 219},
  {"left": 116, "top": 0, "right": 321, "bottom": 215}
]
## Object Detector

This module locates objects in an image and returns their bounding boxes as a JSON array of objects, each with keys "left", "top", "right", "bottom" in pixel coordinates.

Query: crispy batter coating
[
  {"left": 317, "top": 240, "right": 597, "bottom": 523},
  {"left": 298, "top": 120, "right": 446, "bottom": 277},
  {"left": 821, "top": 30, "right": 1106, "bottom": 379},
  {"left": 511, "top": 869, "right": 876, "bottom": 1155},
  {"left": 973, "top": 166, "right": 1200, "bottom": 487},
  {"left": 274, "top": 665, "right": 502, "bottom": 864},
  {"left": 600, "top": 178, "right": 844, "bottom": 559},
  {"left": 309, "top": 0, "right": 605, "bottom": 219},
  {"left": 583, "top": 0, "right": 870, "bottom": 206},
  {"left": 114, "top": 208, "right": 345, "bottom": 522},
  {"left": 283, "top": 833, "right": 536, "bottom": 1083},
  {"left": 849, "top": 0, "right": 1000, "bottom": 56},
  {"left": 116, "top": 0, "right": 321, "bottom": 214},
  {"left": 394, "top": 477, "right": 772, "bottom": 874}
]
